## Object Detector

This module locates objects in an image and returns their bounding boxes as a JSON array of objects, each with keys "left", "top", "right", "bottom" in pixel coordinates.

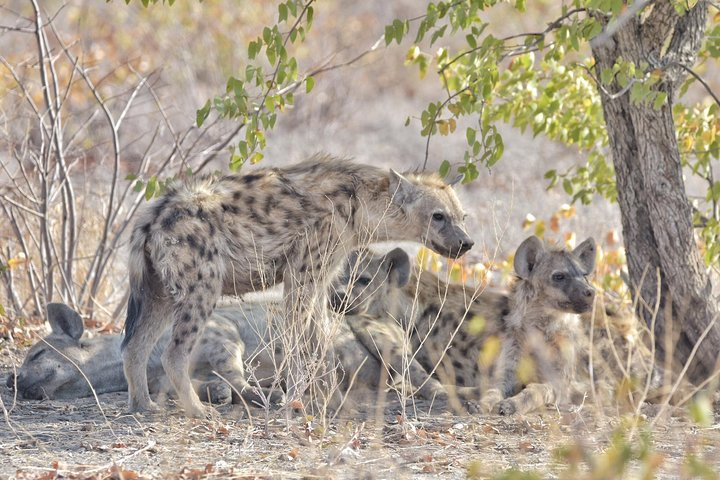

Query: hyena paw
[
  {"left": 464, "top": 400, "right": 483, "bottom": 414},
  {"left": 494, "top": 399, "right": 517, "bottom": 416},
  {"left": 128, "top": 398, "right": 161, "bottom": 414},
  {"left": 198, "top": 381, "right": 233, "bottom": 405}
]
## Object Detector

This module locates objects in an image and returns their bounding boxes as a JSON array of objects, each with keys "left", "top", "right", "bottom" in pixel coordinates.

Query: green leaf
[
  {"left": 430, "top": 25, "right": 448, "bottom": 46},
  {"left": 196, "top": 100, "right": 211, "bottom": 127},
  {"left": 466, "top": 34, "right": 477, "bottom": 49},
  {"left": 278, "top": 2, "right": 288, "bottom": 22},
  {"left": 466, "top": 127, "right": 476, "bottom": 146},
  {"left": 262, "top": 26, "right": 272, "bottom": 45},
  {"left": 248, "top": 40, "right": 260, "bottom": 60},
  {"left": 439, "top": 160, "right": 451, "bottom": 177},
  {"left": 384, "top": 24, "right": 394, "bottom": 46},
  {"left": 306, "top": 6, "right": 314, "bottom": 29},
  {"left": 145, "top": 176, "right": 158, "bottom": 201},
  {"left": 562, "top": 178, "right": 573, "bottom": 195},
  {"left": 305, "top": 76, "right": 315, "bottom": 93},
  {"left": 652, "top": 91, "right": 667, "bottom": 110}
]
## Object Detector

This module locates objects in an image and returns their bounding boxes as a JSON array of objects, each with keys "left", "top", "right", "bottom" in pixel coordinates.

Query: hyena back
[{"left": 122, "top": 155, "right": 473, "bottom": 416}]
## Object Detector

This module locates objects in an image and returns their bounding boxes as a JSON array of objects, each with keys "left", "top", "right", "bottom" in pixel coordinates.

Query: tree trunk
[{"left": 590, "top": 1, "right": 719, "bottom": 384}]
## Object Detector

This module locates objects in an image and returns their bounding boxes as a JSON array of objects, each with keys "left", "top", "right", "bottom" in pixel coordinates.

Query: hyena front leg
[
  {"left": 282, "top": 271, "right": 326, "bottom": 402},
  {"left": 200, "top": 335, "right": 285, "bottom": 407}
]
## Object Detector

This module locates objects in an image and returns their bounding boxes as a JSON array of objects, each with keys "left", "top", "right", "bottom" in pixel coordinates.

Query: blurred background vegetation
[{"left": 0, "top": 0, "right": 717, "bottom": 337}]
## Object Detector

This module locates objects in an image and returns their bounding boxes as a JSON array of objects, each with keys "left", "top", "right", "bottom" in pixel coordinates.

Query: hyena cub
[
  {"left": 481, "top": 235, "right": 596, "bottom": 415},
  {"left": 330, "top": 248, "right": 451, "bottom": 404},
  {"left": 123, "top": 155, "right": 473, "bottom": 416},
  {"left": 331, "top": 247, "right": 509, "bottom": 408}
]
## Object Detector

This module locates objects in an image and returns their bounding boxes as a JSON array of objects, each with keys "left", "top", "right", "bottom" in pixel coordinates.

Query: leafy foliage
[
  {"left": 197, "top": 0, "right": 315, "bottom": 171},
  {"left": 163, "top": 1, "right": 719, "bottom": 263}
]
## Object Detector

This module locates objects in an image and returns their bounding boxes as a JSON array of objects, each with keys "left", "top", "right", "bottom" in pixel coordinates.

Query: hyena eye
[
  {"left": 432, "top": 212, "right": 445, "bottom": 222},
  {"left": 355, "top": 276, "right": 371, "bottom": 287},
  {"left": 552, "top": 273, "right": 566, "bottom": 282}
]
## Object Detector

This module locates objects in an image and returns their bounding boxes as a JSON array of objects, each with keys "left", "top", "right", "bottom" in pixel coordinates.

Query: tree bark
[{"left": 590, "top": 1, "right": 719, "bottom": 384}]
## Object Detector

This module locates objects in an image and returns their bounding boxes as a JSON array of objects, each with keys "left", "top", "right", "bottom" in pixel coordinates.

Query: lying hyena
[
  {"left": 9, "top": 301, "right": 445, "bottom": 408},
  {"left": 330, "top": 248, "right": 451, "bottom": 404},
  {"left": 331, "top": 246, "right": 508, "bottom": 410},
  {"left": 480, "top": 235, "right": 597, "bottom": 415},
  {"left": 123, "top": 155, "right": 473, "bottom": 416},
  {"left": 334, "top": 238, "right": 622, "bottom": 414},
  {"left": 7, "top": 302, "right": 284, "bottom": 405}
]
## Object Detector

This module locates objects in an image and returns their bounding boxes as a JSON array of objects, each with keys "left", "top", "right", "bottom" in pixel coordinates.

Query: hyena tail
[{"left": 121, "top": 225, "right": 153, "bottom": 351}]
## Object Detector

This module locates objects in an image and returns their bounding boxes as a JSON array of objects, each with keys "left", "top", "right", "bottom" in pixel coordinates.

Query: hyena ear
[
  {"left": 384, "top": 247, "right": 411, "bottom": 288},
  {"left": 388, "top": 169, "right": 415, "bottom": 206},
  {"left": 47, "top": 303, "right": 84, "bottom": 340},
  {"left": 448, "top": 173, "right": 464, "bottom": 186},
  {"left": 573, "top": 237, "right": 597, "bottom": 275},
  {"left": 514, "top": 236, "right": 545, "bottom": 279}
]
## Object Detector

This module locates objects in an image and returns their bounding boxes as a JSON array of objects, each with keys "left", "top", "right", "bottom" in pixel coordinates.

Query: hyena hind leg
[
  {"left": 122, "top": 299, "right": 173, "bottom": 413},
  {"left": 162, "top": 295, "right": 221, "bottom": 418}
]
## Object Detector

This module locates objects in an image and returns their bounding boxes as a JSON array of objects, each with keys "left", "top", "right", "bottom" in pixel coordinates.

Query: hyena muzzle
[{"left": 122, "top": 155, "right": 473, "bottom": 416}]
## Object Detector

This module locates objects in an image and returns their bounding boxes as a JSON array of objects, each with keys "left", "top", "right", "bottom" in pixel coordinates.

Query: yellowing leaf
[
  {"left": 467, "top": 315, "right": 487, "bottom": 335},
  {"left": 516, "top": 355, "right": 535, "bottom": 384},
  {"left": 479, "top": 335, "right": 501, "bottom": 368},
  {"left": 606, "top": 229, "right": 620, "bottom": 246},
  {"left": 558, "top": 204, "right": 576, "bottom": 218},
  {"left": 549, "top": 214, "right": 560, "bottom": 233},
  {"left": 7, "top": 254, "right": 27, "bottom": 269},
  {"left": 564, "top": 231, "right": 576, "bottom": 248}
]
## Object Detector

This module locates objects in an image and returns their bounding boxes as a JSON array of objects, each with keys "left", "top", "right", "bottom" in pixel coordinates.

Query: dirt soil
[{"left": 2, "top": 361, "right": 719, "bottom": 479}]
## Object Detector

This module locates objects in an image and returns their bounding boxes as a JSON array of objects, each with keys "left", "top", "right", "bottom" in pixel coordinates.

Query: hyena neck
[{"left": 352, "top": 177, "right": 408, "bottom": 244}]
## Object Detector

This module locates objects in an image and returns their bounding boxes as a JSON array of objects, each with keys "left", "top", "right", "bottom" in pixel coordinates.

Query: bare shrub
[{"left": 0, "top": 4, "right": 239, "bottom": 323}]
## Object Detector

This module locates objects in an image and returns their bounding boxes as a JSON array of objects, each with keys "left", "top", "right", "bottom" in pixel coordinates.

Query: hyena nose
[
  {"left": 459, "top": 238, "right": 474, "bottom": 253},
  {"left": 329, "top": 291, "right": 347, "bottom": 313},
  {"left": 583, "top": 287, "right": 595, "bottom": 298}
]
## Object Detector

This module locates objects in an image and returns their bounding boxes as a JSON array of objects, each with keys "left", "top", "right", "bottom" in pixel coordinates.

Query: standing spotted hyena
[{"left": 122, "top": 155, "right": 473, "bottom": 416}]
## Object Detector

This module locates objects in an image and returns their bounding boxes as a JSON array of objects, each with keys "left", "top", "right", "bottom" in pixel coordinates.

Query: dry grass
[{"left": 2, "top": 385, "right": 720, "bottom": 479}]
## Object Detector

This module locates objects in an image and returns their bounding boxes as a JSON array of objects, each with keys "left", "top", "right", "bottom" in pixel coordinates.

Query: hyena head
[
  {"left": 514, "top": 236, "right": 596, "bottom": 314},
  {"left": 330, "top": 247, "right": 411, "bottom": 316},
  {"left": 389, "top": 170, "right": 474, "bottom": 258},
  {"left": 7, "top": 304, "right": 119, "bottom": 399}
]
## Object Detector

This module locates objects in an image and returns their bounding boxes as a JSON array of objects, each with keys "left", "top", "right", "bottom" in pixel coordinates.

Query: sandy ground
[{"left": 2, "top": 380, "right": 719, "bottom": 479}]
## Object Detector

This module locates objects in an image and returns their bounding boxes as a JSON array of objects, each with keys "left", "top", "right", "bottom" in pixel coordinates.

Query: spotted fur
[{"left": 122, "top": 155, "right": 473, "bottom": 416}]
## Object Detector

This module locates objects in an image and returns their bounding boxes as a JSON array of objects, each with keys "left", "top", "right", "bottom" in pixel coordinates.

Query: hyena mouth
[
  {"left": 559, "top": 301, "right": 593, "bottom": 314},
  {"left": 430, "top": 241, "right": 472, "bottom": 259},
  {"left": 328, "top": 292, "right": 359, "bottom": 315}
]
